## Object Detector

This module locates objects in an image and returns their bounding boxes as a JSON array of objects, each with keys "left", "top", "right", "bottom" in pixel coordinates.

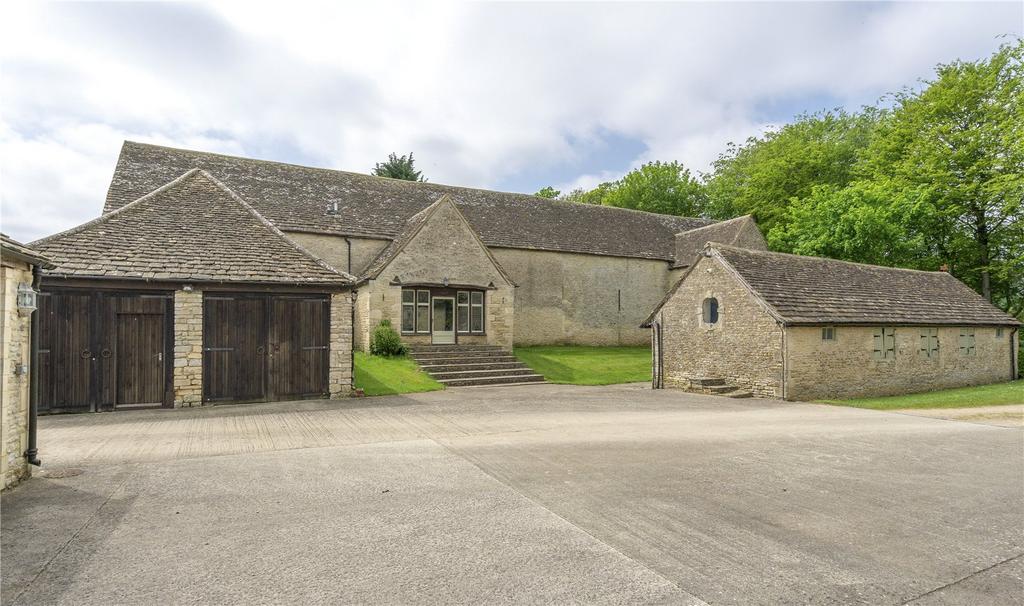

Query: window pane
[
  {"left": 458, "top": 304, "right": 469, "bottom": 332},
  {"left": 402, "top": 305, "right": 415, "bottom": 332},
  {"left": 471, "top": 305, "right": 483, "bottom": 332},
  {"left": 458, "top": 292, "right": 469, "bottom": 305},
  {"left": 417, "top": 290, "right": 430, "bottom": 304},
  {"left": 471, "top": 291, "right": 482, "bottom": 305},
  {"left": 417, "top": 305, "right": 430, "bottom": 332},
  {"left": 402, "top": 290, "right": 415, "bottom": 304}
]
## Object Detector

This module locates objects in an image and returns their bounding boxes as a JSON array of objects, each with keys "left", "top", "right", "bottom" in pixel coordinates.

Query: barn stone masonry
[
  {"left": 172, "top": 289, "right": 203, "bottom": 407},
  {"left": 328, "top": 292, "right": 353, "bottom": 398},
  {"left": 655, "top": 254, "right": 783, "bottom": 398},
  {"left": 1, "top": 259, "right": 34, "bottom": 488}
]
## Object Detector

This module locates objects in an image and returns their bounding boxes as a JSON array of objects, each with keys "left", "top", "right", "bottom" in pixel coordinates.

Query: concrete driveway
[{"left": 2, "top": 383, "right": 1022, "bottom": 605}]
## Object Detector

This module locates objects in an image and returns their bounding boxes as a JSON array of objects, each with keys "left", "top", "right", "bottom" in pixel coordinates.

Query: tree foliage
[
  {"left": 535, "top": 186, "right": 560, "bottom": 198},
  {"left": 602, "top": 161, "right": 707, "bottom": 216},
  {"left": 372, "top": 152, "right": 426, "bottom": 182}
]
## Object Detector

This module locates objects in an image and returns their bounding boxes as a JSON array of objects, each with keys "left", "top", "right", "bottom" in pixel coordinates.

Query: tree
[
  {"left": 602, "top": 161, "right": 707, "bottom": 216},
  {"left": 372, "top": 152, "right": 426, "bottom": 182},
  {"left": 854, "top": 40, "right": 1023, "bottom": 302},
  {"left": 535, "top": 186, "right": 560, "bottom": 199},
  {"left": 704, "top": 109, "right": 880, "bottom": 232}
]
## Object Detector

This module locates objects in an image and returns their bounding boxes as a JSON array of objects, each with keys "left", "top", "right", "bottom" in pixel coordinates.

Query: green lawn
[
  {"left": 821, "top": 380, "right": 1023, "bottom": 410},
  {"left": 353, "top": 352, "right": 444, "bottom": 396},
  {"left": 513, "top": 346, "right": 651, "bottom": 385}
]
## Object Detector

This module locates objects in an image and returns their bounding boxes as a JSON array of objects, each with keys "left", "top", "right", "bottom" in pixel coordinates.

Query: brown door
[
  {"left": 115, "top": 313, "right": 166, "bottom": 407},
  {"left": 38, "top": 292, "right": 94, "bottom": 413},
  {"left": 203, "top": 295, "right": 268, "bottom": 402},
  {"left": 268, "top": 296, "right": 329, "bottom": 399}
]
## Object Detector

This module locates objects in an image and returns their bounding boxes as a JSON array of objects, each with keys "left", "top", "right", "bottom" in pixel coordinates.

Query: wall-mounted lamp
[
  {"left": 16, "top": 283, "right": 37, "bottom": 316},
  {"left": 182, "top": 284, "right": 194, "bottom": 291},
  {"left": 442, "top": 277, "right": 449, "bottom": 287}
]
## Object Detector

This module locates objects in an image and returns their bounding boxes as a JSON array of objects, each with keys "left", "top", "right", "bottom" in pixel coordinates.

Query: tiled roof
[
  {"left": 672, "top": 215, "right": 766, "bottom": 269},
  {"left": 33, "top": 170, "right": 353, "bottom": 286},
  {"left": 103, "top": 141, "right": 712, "bottom": 261},
  {"left": 644, "top": 245, "right": 1020, "bottom": 327},
  {"left": 1, "top": 233, "right": 54, "bottom": 269}
]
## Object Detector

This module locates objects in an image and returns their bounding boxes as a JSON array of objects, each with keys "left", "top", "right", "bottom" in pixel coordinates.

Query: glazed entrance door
[{"left": 431, "top": 297, "right": 455, "bottom": 344}]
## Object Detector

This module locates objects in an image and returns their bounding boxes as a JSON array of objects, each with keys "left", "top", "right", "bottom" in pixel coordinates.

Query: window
[
  {"left": 872, "top": 327, "right": 895, "bottom": 360},
  {"left": 401, "top": 290, "right": 416, "bottom": 333},
  {"left": 996, "top": 327, "right": 1004, "bottom": 338},
  {"left": 919, "top": 328, "right": 939, "bottom": 358},
  {"left": 416, "top": 290, "right": 430, "bottom": 333},
  {"left": 702, "top": 297, "right": 719, "bottom": 325},
  {"left": 959, "top": 328, "right": 976, "bottom": 356},
  {"left": 457, "top": 291, "right": 470, "bottom": 333},
  {"left": 470, "top": 291, "right": 484, "bottom": 333},
  {"left": 822, "top": 326, "right": 836, "bottom": 341}
]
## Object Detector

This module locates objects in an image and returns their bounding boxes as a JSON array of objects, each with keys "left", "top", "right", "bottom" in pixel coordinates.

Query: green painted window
[
  {"left": 958, "top": 328, "right": 976, "bottom": 356},
  {"left": 401, "top": 290, "right": 416, "bottom": 333},
  {"left": 457, "top": 291, "right": 470, "bottom": 333},
  {"left": 872, "top": 327, "right": 895, "bottom": 360},
  {"left": 416, "top": 290, "right": 430, "bottom": 333},
  {"left": 919, "top": 328, "right": 939, "bottom": 358},
  {"left": 470, "top": 291, "right": 484, "bottom": 333},
  {"left": 822, "top": 326, "right": 835, "bottom": 341}
]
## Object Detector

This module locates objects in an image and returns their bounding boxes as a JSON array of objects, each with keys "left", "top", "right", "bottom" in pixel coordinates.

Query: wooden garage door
[
  {"left": 39, "top": 290, "right": 171, "bottom": 413},
  {"left": 203, "top": 293, "right": 330, "bottom": 403}
]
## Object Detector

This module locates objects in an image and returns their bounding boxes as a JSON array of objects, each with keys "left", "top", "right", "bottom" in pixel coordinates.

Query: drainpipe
[{"left": 24, "top": 266, "right": 42, "bottom": 466}]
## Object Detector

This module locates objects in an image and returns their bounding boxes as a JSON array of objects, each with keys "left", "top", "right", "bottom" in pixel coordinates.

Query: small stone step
[
  {"left": 410, "top": 354, "right": 520, "bottom": 364},
  {"left": 406, "top": 345, "right": 504, "bottom": 353},
  {"left": 439, "top": 374, "right": 546, "bottom": 387},
  {"left": 418, "top": 361, "right": 528, "bottom": 373},
  {"left": 689, "top": 377, "right": 725, "bottom": 387},
  {"left": 703, "top": 384, "right": 737, "bottom": 394},
  {"left": 724, "top": 390, "right": 754, "bottom": 399},
  {"left": 429, "top": 368, "right": 537, "bottom": 381}
]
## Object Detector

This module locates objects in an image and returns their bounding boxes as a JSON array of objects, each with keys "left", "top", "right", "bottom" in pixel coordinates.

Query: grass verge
[
  {"left": 353, "top": 352, "right": 444, "bottom": 396},
  {"left": 513, "top": 345, "right": 651, "bottom": 385},
  {"left": 820, "top": 380, "right": 1023, "bottom": 410}
]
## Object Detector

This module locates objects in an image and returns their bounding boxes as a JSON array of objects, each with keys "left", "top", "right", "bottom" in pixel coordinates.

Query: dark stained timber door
[
  {"left": 203, "top": 295, "right": 268, "bottom": 402},
  {"left": 203, "top": 293, "right": 330, "bottom": 404},
  {"left": 268, "top": 297, "right": 329, "bottom": 399},
  {"left": 39, "top": 290, "right": 172, "bottom": 413}
]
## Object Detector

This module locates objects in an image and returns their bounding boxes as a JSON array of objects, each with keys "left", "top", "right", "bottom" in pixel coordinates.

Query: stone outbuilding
[
  {"left": 30, "top": 169, "right": 355, "bottom": 412},
  {"left": 1, "top": 235, "right": 53, "bottom": 489},
  {"left": 644, "top": 244, "right": 1020, "bottom": 400}
]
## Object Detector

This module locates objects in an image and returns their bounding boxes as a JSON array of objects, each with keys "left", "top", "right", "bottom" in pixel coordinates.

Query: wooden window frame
[
  {"left": 919, "top": 327, "right": 939, "bottom": 359},
  {"left": 457, "top": 291, "right": 470, "bottom": 334},
  {"left": 996, "top": 327, "right": 1004, "bottom": 339},
  {"left": 822, "top": 326, "right": 836, "bottom": 341},
  {"left": 959, "top": 327, "right": 976, "bottom": 356},
  {"left": 415, "top": 290, "right": 431, "bottom": 334},
  {"left": 872, "top": 327, "right": 896, "bottom": 361},
  {"left": 702, "top": 297, "right": 719, "bottom": 326},
  {"left": 469, "top": 291, "right": 485, "bottom": 334},
  {"left": 401, "top": 290, "right": 416, "bottom": 333}
]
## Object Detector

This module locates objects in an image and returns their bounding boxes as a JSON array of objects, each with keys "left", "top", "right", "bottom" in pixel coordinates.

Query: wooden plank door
[
  {"left": 203, "top": 295, "right": 268, "bottom": 402},
  {"left": 268, "top": 296, "right": 329, "bottom": 399},
  {"left": 38, "top": 291, "right": 94, "bottom": 413},
  {"left": 115, "top": 312, "right": 166, "bottom": 407}
]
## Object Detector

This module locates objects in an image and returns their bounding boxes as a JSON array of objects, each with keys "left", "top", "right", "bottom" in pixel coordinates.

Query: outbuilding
[
  {"left": 31, "top": 169, "right": 355, "bottom": 412},
  {"left": 644, "top": 244, "right": 1020, "bottom": 400}
]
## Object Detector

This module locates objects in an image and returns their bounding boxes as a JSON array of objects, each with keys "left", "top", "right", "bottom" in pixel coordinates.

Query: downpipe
[{"left": 24, "top": 266, "right": 42, "bottom": 466}]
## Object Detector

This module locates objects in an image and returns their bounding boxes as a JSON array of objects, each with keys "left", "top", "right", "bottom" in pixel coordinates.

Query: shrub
[{"left": 370, "top": 319, "right": 407, "bottom": 357}]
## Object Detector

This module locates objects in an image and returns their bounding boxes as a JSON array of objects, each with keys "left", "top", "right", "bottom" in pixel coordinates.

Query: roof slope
[
  {"left": 644, "top": 244, "right": 1019, "bottom": 327},
  {"left": 717, "top": 245, "right": 1019, "bottom": 326},
  {"left": 33, "top": 169, "right": 353, "bottom": 285},
  {"left": 1, "top": 233, "right": 54, "bottom": 269},
  {"left": 104, "top": 141, "right": 711, "bottom": 261},
  {"left": 672, "top": 215, "right": 766, "bottom": 268}
]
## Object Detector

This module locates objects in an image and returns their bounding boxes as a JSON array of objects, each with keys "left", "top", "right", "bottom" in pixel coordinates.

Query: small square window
[
  {"left": 822, "top": 327, "right": 835, "bottom": 341},
  {"left": 996, "top": 327, "right": 1004, "bottom": 338}
]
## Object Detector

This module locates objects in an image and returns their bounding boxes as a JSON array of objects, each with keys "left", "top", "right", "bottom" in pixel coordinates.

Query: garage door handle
[
  {"left": 80, "top": 349, "right": 92, "bottom": 359},
  {"left": 101, "top": 349, "right": 112, "bottom": 359},
  {"left": 256, "top": 346, "right": 266, "bottom": 355}
]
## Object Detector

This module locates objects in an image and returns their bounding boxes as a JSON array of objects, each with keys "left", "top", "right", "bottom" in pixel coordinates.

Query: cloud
[{"left": 1, "top": 1, "right": 1019, "bottom": 241}]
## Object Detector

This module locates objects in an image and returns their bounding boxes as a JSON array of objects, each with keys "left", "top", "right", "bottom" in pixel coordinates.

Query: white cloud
[{"left": 0, "top": 1, "right": 1019, "bottom": 241}]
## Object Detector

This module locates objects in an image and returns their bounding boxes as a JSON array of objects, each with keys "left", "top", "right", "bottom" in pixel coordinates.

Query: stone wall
[
  {"left": 172, "top": 290, "right": 203, "bottom": 407},
  {"left": 328, "top": 292, "right": 353, "bottom": 398},
  {"left": 785, "top": 325, "right": 1018, "bottom": 400},
  {"left": 285, "top": 232, "right": 389, "bottom": 276},
  {"left": 490, "top": 247, "right": 672, "bottom": 346},
  {"left": 657, "top": 255, "right": 784, "bottom": 397},
  {"left": 1, "top": 260, "right": 33, "bottom": 489}
]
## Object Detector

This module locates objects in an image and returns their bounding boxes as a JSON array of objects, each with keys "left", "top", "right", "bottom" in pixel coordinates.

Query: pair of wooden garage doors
[{"left": 39, "top": 290, "right": 331, "bottom": 413}]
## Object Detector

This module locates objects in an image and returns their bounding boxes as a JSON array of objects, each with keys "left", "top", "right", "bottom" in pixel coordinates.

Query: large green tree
[
  {"left": 704, "top": 109, "right": 880, "bottom": 232},
  {"left": 372, "top": 152, "right": 426, "bottom": 182},
  {"left": 602, "top": 161, "right": 707, "bottom": 216}
]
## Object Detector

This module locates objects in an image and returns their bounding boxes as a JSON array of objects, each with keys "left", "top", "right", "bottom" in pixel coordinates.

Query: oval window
[{"left": 702, "top": 297, "right": 719, "bottom": 325}]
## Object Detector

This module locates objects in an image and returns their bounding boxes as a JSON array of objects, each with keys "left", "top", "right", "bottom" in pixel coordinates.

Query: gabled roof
[
  {"left": 32, "top": 169, "right": 353, "bottom": 286},
  {"left": 644, "top": 244, "right": 1020, "bottom": 327},
  {"left": 104, "top": 141, "right": 712, "bottom": 261},
  {"left": 672, "top": 215, "right": 766, "bottom": 269},
  {"left": 360, "top": 195, "right": 515, "bottom": 286},
  {"left": 1, "top": 233, "right": 54, "bottom": 269}
]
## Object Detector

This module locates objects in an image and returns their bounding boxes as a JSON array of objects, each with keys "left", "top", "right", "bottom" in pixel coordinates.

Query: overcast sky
[{"left": 1, "top": 1, "right": 1020, "bottom": 242}]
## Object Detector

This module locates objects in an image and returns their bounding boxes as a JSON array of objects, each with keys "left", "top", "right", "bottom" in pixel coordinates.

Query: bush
[{"left": 370, "top": 319, "right": 407, "bottom": 357}]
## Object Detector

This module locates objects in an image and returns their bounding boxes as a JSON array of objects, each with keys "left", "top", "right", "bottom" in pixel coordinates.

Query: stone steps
[
  {"left": 409, "top": 345, "right": 545, "bottom": 387},
  {"left": 685, "top": 377, "right": 753, "bottom": 399}
]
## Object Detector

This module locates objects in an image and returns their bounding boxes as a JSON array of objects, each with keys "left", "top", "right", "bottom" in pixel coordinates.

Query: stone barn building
[
  {"left": 644, "top": 244, "right": 1020, "bottom": 400},
  {"left": 1, "top": 235, "right": 53, "bottom": 488}
]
